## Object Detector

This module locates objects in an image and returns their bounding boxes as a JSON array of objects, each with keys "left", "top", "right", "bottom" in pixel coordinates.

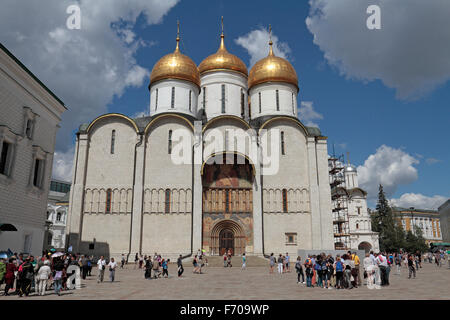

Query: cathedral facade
[{"left": 67, "top": 26, "right": 335, "bottom": 259}]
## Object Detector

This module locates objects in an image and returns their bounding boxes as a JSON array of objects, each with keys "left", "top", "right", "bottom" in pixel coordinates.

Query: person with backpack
[
  {"left": 313, "top": 256, "right": 323, "bottom": 287},
  {"left": 305, "top": 261, "right": 314, "bottom": 287},
  {"left": 321, "top": 257, "right": 328, "bottom": 288},
  {"left": 326, "top": 256, "right": 334, "bottom": 289},
  {"left": 295, "top": 256, "right": 305, "bottom": 284},
  {"left": 334, "top": 256, "right": 344, "bottom": 289},
  {"left": 18, "top": 257, "right": 34, "bottom": 297},
  {"left": 144, "top": 257, "right": 153, "bottom": 279}
]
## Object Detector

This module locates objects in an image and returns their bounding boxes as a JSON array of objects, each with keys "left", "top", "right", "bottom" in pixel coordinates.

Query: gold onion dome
[
  {"left": 150, "top": 24, "right": 200, "bottom": 88},
  {"left": 248, "top": 28, "right": 298, "bottom": 90},
  {"left": 198, "top": 19, "right": 248, "bottom": 77}
]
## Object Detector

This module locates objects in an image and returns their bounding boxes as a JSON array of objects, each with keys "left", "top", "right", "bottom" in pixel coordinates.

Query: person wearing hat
[{"left": 36, "top": 260, "right": 51, "bottom": 296}]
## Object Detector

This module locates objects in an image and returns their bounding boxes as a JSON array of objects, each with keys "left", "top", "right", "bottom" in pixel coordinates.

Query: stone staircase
[{"left": 199, "top": 255, "right": 269, "bottom": 267}]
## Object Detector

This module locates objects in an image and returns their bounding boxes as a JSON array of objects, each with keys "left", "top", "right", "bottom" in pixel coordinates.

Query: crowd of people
[{"left": 0, "top": 251, "right": 119, "bottom": 297}]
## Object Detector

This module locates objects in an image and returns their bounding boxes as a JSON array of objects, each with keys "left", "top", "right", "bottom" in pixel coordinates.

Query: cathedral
[{"left": 67, "top": 23, "right": 337, "bottom": 260}]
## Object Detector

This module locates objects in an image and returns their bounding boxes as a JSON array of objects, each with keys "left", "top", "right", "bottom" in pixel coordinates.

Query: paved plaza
[{"left": 2, "top": 261, "right": 449, "bottom": 300}]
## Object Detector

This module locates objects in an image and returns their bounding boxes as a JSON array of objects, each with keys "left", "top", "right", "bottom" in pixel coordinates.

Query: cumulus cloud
[
  {"left": 390, "top": 193, "right": 448, "bottom": 210},
  {"left": 235, "top": 27, "right": 292, "bottom": 67},
  {"left": 298, "top": 101, "right": 323, "bottom": 127},
  {"left": 0, "top": 0, "right": 179, "bottom": 179},
  {"left": 306, "top": 0, "right": 450, "bottom": 99},
  {"left": 52, "top": 147, "right": 75, "bottom": 182},
  {"left": 357, "top": 145, "right": 419, "bottom": 199}
]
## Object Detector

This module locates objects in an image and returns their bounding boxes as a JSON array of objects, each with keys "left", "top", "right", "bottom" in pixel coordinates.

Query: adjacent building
[
  {"left": 392, "top": 206, "right": 443, "bottom": 245},
  {"left": 45, "top": 179, "right": 71, "bottom": 250},
  {"left": 438, "top": 200, "right": 450, "bottom": 243},
  {"left": 0, "top": 43, "right": 66, "bottom": 256}
]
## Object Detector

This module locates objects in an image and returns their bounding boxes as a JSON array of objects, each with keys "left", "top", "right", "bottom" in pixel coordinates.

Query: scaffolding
[{"left": 328, "top": 154, "right": 350, "bottom": 250}]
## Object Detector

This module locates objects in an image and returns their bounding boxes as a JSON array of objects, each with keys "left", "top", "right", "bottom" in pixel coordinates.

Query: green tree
[
  {"left": 371, "top": 184, "right": 405, "bottom": 252},
  {"left": 405, "top": 227, "right": 428, "bottom": 253}
]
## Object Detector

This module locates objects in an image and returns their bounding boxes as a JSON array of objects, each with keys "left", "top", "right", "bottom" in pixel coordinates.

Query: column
[
  {"left": 252, "top": 133, "right": 263, "bottom": 255},
  {"left": 307, "top": 137, "right": 321, "bottom": 249},
  {"left": 192, "top": 121, "right": 203, "bottom": 253}
]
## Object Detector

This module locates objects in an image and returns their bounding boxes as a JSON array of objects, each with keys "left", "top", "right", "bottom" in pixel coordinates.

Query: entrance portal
[{"left": 219, "top": 229, "right": 234, "bottom": 256}]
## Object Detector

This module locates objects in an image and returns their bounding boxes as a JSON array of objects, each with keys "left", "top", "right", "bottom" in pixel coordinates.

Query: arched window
[
  {"left": 171, "top": 87, "right": 175, "bottom": 108},
  {"left": 258, "top": 92, "right": 262, "bottom": 113},
  {"left": 106, "top": 189, "right": 112, "bottom": 213},
  {"left": 281, "top": 131, "right": 285, "bottom": 155},
  {"left": 155, "top": 88, "right": 158, "bottom": 111},
  {"left": 189, "top": 90, "right": 192, "bottom": 111},
  {"left": 221, "top": 84, "right": 226, "bottom": 113},
  {"left": 276, "top": 90, "right": 280, "bottom": 111},
  {"left": 240, "top": 89, "right": 245, "bottom": 117},
  {"left": 111, "top": 130, "right": 116, "bottom": 154},
  {"left": 168, "top": 130, "right": 173, "bottom": 154},
  {"left": 282, "top": 189, "right": 288, "bottom": 213},
  {"left": 165, "top": 189, "right": 171, "bottom": 213},
  {"left": 57, "top": 212, "right": 61, "bottom": 222}
]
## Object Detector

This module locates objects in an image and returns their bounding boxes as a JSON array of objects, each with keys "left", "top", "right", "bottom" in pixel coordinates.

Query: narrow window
[
  {"left": 241, "top": 90, "right": 245, "bottom": 117},
  {"left": 33, "top": 159, "right": 41, "bottom": 187},
  {"left": 356, "top": 223, "right": 359, "bottom": 229},
  {"left": 165, "top": 189, "right": 171, "bottom": 213},
  {"left": 258, "top": 92, "right": 262, "bottom": 113},
  {"left": 105, "top": 189, "right": 112, "bottom": 213},
  {"left": 225, "top": 190, "right": 230, "bottom": 213},
  {"left": 155, "top": 88, "right": 158, "bottom": 111},
  {"left": 357, "top": 207, "right": 361, "bottom": 215},
  {"left": 57, "top": 212, "right": 61, "bottom": 222},
  {"left": 281, "top": 131, "right": 285, "bottom": 155},
  {"left": 171, "top": 87, "right": 175, "bottom": 108},
  {"left": 292, "top": 93, "right": 295, "bottom": 114},
  {"left": 225, "top": 131, "right": 229, "bottom": 150},
  {"left": 0, "top": 142, "right": 10, "bottom": 175},
  {"left": 203, "top": 87, "right": 206, "bottom": 107},
  {"left": 221, "top": 84, "right": 226, "bottom": 113},
  {"left": 189, "top": 90, "right": 192, "bottom": 111},
  {"left": 276, "top": 90, "right": 280, "bottom": 111},
  {"left": 168, "top": 130, "right": 173, "bottom": 154},
  {"left": 282, "top": 189, "right": 288, "bottom": 213},
  {"left": 26, "top": 120, "right": 33, "bottom": 139},
  {"left": 110, "top": 130, "right": 116, "bottom": 154}
]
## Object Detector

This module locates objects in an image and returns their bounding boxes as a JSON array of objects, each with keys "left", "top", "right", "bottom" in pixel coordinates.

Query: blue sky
[{"left": 1, "top": 0, "right": 448, "bottom": 209}]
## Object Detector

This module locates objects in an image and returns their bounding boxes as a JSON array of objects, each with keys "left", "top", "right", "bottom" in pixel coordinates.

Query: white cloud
[
  {"left": 0, "top": 0, "right": 179, "bottom": 179},
  {"left": 52, "top": 147, "right": 75, "bottom": 182},
  {"left": 357, "top": 145, "right": 419, "bottom": 199},
  {"left": 425, "top": 158, "right": 442, "bottom": 165},
  {"left": 298, "top": 101, "right": 323, "bottom": 127},
  {"left": 235, "top": 27, "right": 291, "bottom": 67},
  {"left": 306, "top": 0, "right": 450, "bottom": 99},
  {"left": 390, "top": 193, "right": 448, "bottom": 210}
]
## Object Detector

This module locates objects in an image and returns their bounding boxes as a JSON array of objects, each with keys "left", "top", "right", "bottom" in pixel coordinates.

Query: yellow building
[{"left": 392, "top": 207, "right": 442, "bottom": 245}]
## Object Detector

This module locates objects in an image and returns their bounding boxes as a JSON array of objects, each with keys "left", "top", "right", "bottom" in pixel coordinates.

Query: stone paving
[{"left": 2, "top": 261, "right": 449, "bottom": 300}]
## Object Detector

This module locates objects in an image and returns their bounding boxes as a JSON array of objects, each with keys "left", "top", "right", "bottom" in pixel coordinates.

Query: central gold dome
[
  {"left": 248, "top": 41, "right": 298, "bottom": 90},
  {"left": 199, "top": 34, "right": 248, "bottom": 77},
  {"left": 150, "top": 35, "right": 200, "bottom": 88}
]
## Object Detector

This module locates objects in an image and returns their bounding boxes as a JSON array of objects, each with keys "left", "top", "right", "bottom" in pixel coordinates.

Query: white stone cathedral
[{"left": 67, "top": 24, "right": 336, "bottom": 260}]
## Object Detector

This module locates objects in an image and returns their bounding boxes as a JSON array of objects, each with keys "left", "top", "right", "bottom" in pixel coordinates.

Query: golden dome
[
  {"left": 248, "top": 40, "right": 298, "bottom": 90},
  {"left": 198, "top": 33, "right": 248, "bottom": 77},
  {"left": 150, "top": 31, "right": 200, "bottom": 88}
]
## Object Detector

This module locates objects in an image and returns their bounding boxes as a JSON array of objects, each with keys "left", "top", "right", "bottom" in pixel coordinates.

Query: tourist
[
  {"left": 242, "top": 253, "right": 246, "bottom": 270},
  {"left": 139, "top": 255, "right": 144, "bottom": 269},
  {"left": 144, "top": 257, "right": 153, "bottom": 279},
  {"left": 153, "top": 256, "right": 161, "bottom": 278},
  {"left": 223, "top": 253, "right": 227, "bottom": 267},
  {"left": 277, "top": 254, "right": 283, "bottom": 274},
  {"left": 395, "top": 253, "right": 402, "bottom": 275},
  {"left": 3, "top": 258, "right": 16, "bottom": 296},
  {"left": 408, "top": 254, "right": 416, "bottom": 279},
  {"left": 295, "top": 256, "right": 305, "bottom": 284},
  {"left": 376, "top": 252, "right": 388, "bottom": 286},
  {"left": 269, "top": 253, "right": 275, "bottom": 274},
  {"left": 227, "top": 253, "right": 232, "bottom": 268},
  {"left": 363, "top": 253, "right": 376, "bottom": 289},
  {"left": 192, "top": 255, "right": 198, "bottom": 274},
  {"left": 121, "top": 254, "right": 126, "bottom": 269},
  {"left": 305, "top": 260, "right": 314, "bottom": 287},
  {"left": 351, "top": 252, "right": 361, "bottom": 286},
  {"left": 36, "top": 260, "right": 51, "bottom": 296},
  {"left": 177, "top": 255, "right": 184, "bottom": 277},
  {"left": 285, "top": 253, "right": 290, "bottom": 273},
  {"left": 53, "top": 257, "right": 65, "bottom": 296},
  {"left": 314, "top": 256, "right": 323, "bottom": 287},
  {"left": 134, "top": 253, "right": 138, "bottom": 268},
  {"left": 97, "top": 255, "right": 106, "bottom": 283},
  {"left": 18, "top": 257, "right": 34, "bottom": 297},
  {"left": 326, "top": 255, "right": 334, "bottom": 289},
  {"left": 344, "top": 255, "right": 353, "bottom": 289},
  {"left": 108, "top": 257, "right": 117, "bottom": 282},
  {"left": 81, "top": 255, "right": 88, "bottom": 279},
  {"left": 334, "top": 256, "right": 344, "bottom": 289},
  {"left": 162, "top": 259, "right": 169, "bottom": 278},
  {"left": 199, "top": 255, "right": 204, "bottom": 273}
]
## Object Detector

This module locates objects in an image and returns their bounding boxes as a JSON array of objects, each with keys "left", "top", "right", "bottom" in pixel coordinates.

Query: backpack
[
  {"left": 321, "top": 262, "right": 327, "bottom": 271},
  {"left": 335, "top": 261, "right": 343, "bottom": 272}
]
